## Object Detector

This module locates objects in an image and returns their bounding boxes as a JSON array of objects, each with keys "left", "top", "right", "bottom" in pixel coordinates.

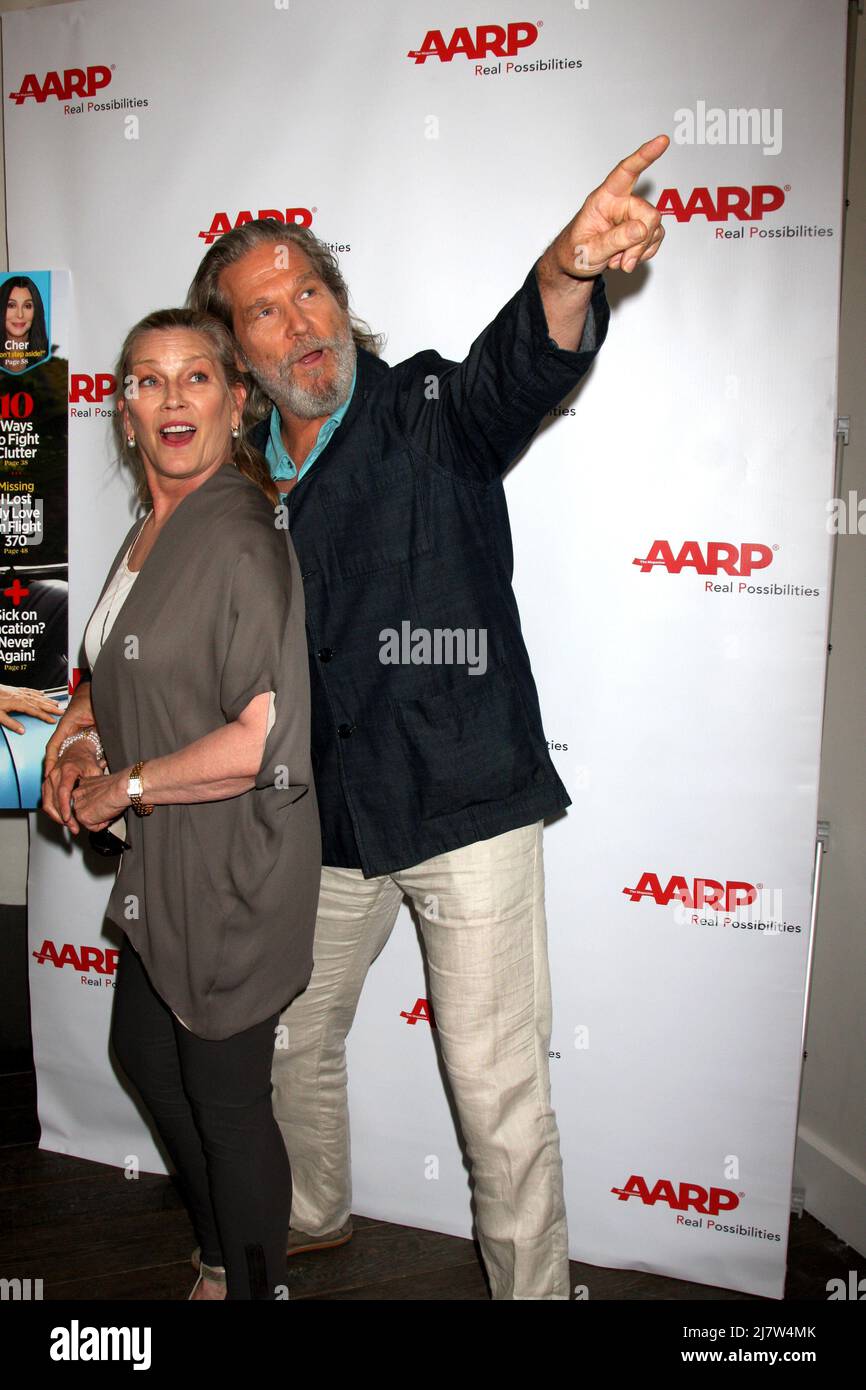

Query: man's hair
[
  {"left": 114, "top": 306, "right": 278, "bottom": 505},
  {"left": 187, "top": 219, "right": 384, "bottom": 421}
]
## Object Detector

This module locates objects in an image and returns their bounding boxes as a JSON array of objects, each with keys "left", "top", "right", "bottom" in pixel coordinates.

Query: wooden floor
[{"left": 0, "top": 1068, "right": 858, "bottom": 1302}]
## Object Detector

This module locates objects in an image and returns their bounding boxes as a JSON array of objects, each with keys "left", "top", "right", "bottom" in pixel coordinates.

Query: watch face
[{"left": 128, "top": 778, "right": 143, "bottom": 796}]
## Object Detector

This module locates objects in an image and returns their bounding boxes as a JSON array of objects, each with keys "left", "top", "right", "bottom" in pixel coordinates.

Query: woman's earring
[
  {"left": 127, "top": 436, "right": 136, "bottom": 448},
  {"left": 231, "top": 426, "right": 239, "bottom": 438}
]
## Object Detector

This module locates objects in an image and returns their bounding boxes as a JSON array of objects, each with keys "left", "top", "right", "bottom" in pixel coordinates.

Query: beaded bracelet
[{"left": 58, "top": 729, "right": 105, "bottom": 764}]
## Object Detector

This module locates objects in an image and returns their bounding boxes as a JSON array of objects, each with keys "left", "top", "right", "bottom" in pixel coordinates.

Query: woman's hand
[
  {"left": 42, "top": 744, "right": 106, "bottom": 832},
  {"left": 44, "top": 681, "right": 95, "bottom": 776},
  {"left": 0, "top": 684, "right": 62, "bottom": 734},
  {"left": 47, "top": 690, "right": 272, "bottom": 833},
  {"left": 66, "top": 767, "right": 131, "bottom": 835}
]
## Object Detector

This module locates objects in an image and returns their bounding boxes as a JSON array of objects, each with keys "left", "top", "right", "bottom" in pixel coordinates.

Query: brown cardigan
[{"left": 88, "top": 464, "right": 320, "bottom": 1039}]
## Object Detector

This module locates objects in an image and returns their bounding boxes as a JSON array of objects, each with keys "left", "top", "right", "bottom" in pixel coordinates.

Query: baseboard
[{"left": 794, "top": 1124, "right": 866, "bottom": 1260}]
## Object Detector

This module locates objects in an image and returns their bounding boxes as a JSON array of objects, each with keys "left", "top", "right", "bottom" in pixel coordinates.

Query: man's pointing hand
[
  {"left": 560, "top": 133, "right": 670, "bottom": 279},
  {"left": 535, "top": 134, "right": 669, "bottom": 349}
]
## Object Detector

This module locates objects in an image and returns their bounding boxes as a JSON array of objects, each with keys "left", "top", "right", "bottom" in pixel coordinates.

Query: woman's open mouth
[{"left": 159, "top": 422, "right": 197, "bottom": 447}]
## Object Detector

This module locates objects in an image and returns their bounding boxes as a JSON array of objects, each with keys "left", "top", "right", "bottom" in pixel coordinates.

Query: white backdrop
[{"left": 5, "top": 0, "right": 846, "bottom": 1298}]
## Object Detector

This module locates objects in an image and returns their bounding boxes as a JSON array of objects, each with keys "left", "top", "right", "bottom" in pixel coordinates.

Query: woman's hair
[
  {"left": 0, "top": 275, "right": 49, "bottom": 355},
  {"left": 114, "top": 306, "right": 278, "bottom": 506},
  {"left": 187, "top": 218, "right": 384, "bottom": 422}
]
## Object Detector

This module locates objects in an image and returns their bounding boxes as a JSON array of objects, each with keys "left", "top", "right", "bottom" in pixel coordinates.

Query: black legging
[{"left": 110, "top": 935, "right": 289, "bottom": 1300}]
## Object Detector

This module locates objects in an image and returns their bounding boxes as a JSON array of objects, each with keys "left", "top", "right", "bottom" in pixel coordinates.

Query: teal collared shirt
[{"left": 264, "top": 366, "right": 357, "bottom": 485}]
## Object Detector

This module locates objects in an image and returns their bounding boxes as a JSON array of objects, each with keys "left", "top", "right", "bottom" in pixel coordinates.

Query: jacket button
[
  {"left": 318, "top": 647, "right": 334, "bottom": 662},
  {"left": 337, "top": 722, "right": 356, "bottom": 738}
]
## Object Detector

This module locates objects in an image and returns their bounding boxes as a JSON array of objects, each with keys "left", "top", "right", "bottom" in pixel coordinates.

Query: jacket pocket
[
  {"left": 318, "top": 452, "right": 431, "bottom": 578},
  {"left": 392, "top": 666, "right": 550, "bottom": 822}
]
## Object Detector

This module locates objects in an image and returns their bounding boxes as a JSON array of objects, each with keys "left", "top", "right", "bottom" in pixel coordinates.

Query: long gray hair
[
  {"left": 114, "top": 306, "right": 279, "bottom": 506},
  {"left": 186, "top": 218, "right": 384, "bottom": 421}
]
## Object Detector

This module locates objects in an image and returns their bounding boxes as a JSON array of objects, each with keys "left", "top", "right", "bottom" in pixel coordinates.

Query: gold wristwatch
[{"left": 127, "top": 760, "right": 154, "bottom": 817}]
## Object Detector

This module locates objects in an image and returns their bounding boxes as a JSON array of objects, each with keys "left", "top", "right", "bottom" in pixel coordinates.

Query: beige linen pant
[{"left": 270, "top": 820, "right": 570, "bottom": 1300}]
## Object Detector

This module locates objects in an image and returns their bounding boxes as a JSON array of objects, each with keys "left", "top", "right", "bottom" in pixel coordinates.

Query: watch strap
[{"left": 128, "top": 760, "right": 154, "bottom": 817}]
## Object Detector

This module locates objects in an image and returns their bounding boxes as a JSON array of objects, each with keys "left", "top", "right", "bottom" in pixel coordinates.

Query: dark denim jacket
[{"left": 249, "top": 266, "right": 609, "bottom": 876}]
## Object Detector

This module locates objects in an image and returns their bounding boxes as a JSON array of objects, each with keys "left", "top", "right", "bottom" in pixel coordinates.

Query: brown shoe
[
  {"left": 190, "top": 1218, "right": 353, "bottom": 1272},
  {"left": 286, "top": 1219, "right": 353, "bottom": 1256}
]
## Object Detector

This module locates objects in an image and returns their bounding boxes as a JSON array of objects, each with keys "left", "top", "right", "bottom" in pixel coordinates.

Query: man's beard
[{"left": 243, "top": 326, "right": 356, "bottom": 420}]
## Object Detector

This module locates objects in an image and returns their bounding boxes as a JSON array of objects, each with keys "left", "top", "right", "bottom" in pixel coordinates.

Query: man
[{"left": 47, "top": 135, "right": 667, "bottom": 1299}]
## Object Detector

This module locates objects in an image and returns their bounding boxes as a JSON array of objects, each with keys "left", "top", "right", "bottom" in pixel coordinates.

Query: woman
[
  {"left": 41, "top": 308, "right": 321, "bottom": 1300},
  {"left": 0, "top": 275, "right": 48, "bottom": 371}
]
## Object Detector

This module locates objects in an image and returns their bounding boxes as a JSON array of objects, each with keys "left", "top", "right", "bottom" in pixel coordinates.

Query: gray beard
[{"left": 244, "top": 331, "right": 356, "bottom": 420}]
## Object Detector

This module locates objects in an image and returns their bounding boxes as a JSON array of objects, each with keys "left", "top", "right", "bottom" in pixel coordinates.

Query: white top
[{"left": 84, "top": 515, "right": 149, "bottom": 670}]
